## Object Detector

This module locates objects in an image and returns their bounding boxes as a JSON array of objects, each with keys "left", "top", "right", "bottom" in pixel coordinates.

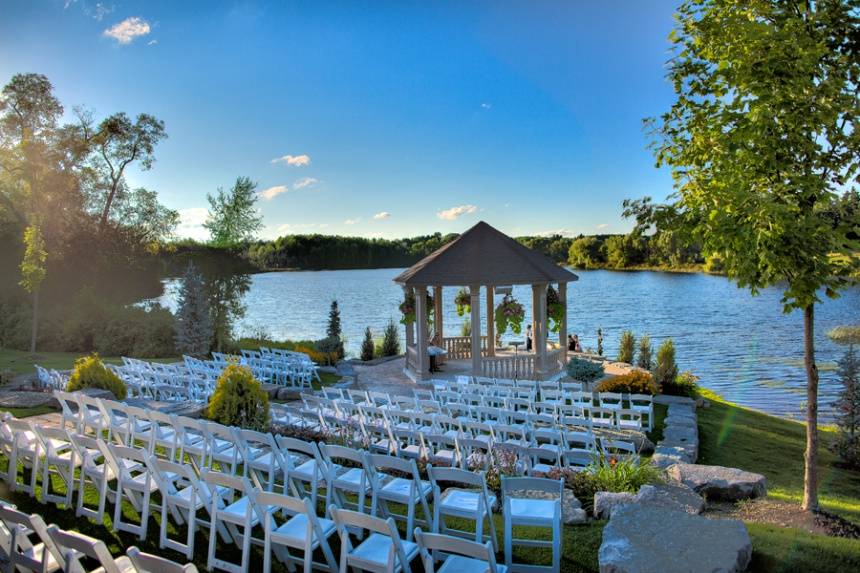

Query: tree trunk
[
  {"left": 802, "top": 303, "right": 819, "bottom": 511},
  {"left": 29, "top": 290, "right": 39, "bottom": 354}
]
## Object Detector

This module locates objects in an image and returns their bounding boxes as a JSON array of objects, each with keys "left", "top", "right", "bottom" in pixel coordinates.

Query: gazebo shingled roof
[{"left": 393, "top": 221, "right": 578, "bottom": 286}]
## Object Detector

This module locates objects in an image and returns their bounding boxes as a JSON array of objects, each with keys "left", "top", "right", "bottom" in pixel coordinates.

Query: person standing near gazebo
[{"left": 526, "top": 324, "right": 533, "bottom": 352}]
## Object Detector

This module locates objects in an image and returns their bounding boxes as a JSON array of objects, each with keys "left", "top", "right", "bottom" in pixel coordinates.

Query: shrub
[
  {"left": 834, "top": 345, "right": 860, "bottom": 468},
  {"left": 618, "top": 330, "right": 635, "bottom": 364},
  {"left": 566, "top": 357, "right": 605, "bottom": 383},
  {"left": 595, "top": 370, "right": 659, "bottom": 395},
  {"left": 381, "top": 319, "right": 400, "bottom": 357},
  {"left": 360, "top": 327, "right": 375, "bottom": 361},
  {"left": 66, "top": 353, "right": 127, "bottom": 399},
  {"left": 654, "top": 338, "right": 678, "bottom": 388},
  {"left": 460, "top": 319, "right": 471, "bottom": 337},
  {"left": 206, "top": 364, "right": 270, "bottom": 431},
  {"left": 829, "top": 326, "right": 860, "bottom": 346},
  {"left": 637, "top": 335, "right": 652, "bottom": 370},
  {"left": 663, "top": 370, "right": 699, "bottom": 397},
  {"left": 315, "top": 337, "right": 342, "bottom": 366},
  {"left": 588, "top": 455, "right": 663, "bottom": 493}
]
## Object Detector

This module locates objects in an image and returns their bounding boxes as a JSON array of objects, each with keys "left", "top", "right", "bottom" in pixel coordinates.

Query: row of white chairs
[
  {"left": 35, "top": 366, "right": 67, "bottom": 391},
  {"left": 3, "top": 393, "right": 561, "bottom": 573},
  {"left": 311, "top": 388, "right": 649, "bottom": 434},
  {"left": 212, "top": 350, "right": 317, "bottom": 388},
  {"left": 117, "top": 357, "right": 213, "bottom": 402},
  {"left": 0, "top": 500, "right": 197, "bottom": 572}
]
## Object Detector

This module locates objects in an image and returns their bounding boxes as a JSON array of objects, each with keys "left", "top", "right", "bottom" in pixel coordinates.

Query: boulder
[
  {"left": 653, "top": 445, "right": 696, "bottom": 464},
  {"left": 0, "top": 390, "right": 56, "bottom": 409},
  {"left": 594, "top": 492, "right": 636, "bottom": 519},
  {"left": 635, "top": 484, "right": 704, "bottom": 515},
  {"left": 599, "top": 505, "right": 751, "bottom": 573},
  {"left": 652, "top": 454, "right": 683, "bottom": 469},
  {"left": 663, "top": 415, "right": 697, "bottom": 428},
  {"left": 662, "top": 426, "right": 698, "bottom": 444},
  {"left": 276, "top": 388, "right": 302, "bottom": 401},
  {"left": 595, "top": 429, "right": 654, "bottom": 454},
  {"left": 667, "top": 463, "right": 767, "bottom": 501},
  {"left": 507, "top": 488, "right": 585, "bottom": 524}
]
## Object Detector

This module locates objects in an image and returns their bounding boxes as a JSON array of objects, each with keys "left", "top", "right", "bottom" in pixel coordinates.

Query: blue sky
[{"left": 1, "top": 0, "right": 680, "bottom": 240}]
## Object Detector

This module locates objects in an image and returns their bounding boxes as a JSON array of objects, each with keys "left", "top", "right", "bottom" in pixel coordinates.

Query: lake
[{"left": 154, "top": 268, "right": 860, "bottom": 422}]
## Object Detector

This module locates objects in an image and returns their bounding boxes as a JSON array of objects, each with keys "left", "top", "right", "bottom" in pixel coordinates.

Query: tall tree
[
  {"left": 204, "top": 176, "right": 263, "bottom": 247},
  {"left": 327, "top": 299, "right": 345, "bottom": 359},
  {"left": 641, "top": 0, "right": 860, "bottom": 510},
  {"left": 174, "top": 262, "right": 213, "bottom": 357},
  {"left": 87, "top": 112, "right": 166, "bottom": 230},
  {"left": 19, "top": 224, "right": 46, "bottom": 353}
]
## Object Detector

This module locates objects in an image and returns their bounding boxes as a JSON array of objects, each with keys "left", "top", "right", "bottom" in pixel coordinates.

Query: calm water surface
[{"left": 156, "top": 268, "right": 860, "bottom": 422}]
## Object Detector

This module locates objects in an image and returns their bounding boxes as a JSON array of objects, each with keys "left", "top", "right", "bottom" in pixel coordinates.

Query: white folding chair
[
  {"left": 415, "top": 528, "right": 505, "bottom": 573},
  {"left": 234, "top": 428, "right": 291, "bottom": 492},
  {"left": 54, "top": 391, "right": 84, "bottom": 432},
  {"left": 46, "top": 525, "right": 133, "bottom": 573},
  {"left": 0, "top": 506, "right": 66, "bottom": 573},
  {"left": 367, "top": 453, "right": 432, "bottom": 542},
  {"left": 35, "top": 425, "right": 79, "bottom": 507},
  {"left": 330, "top": 506, "right": 419, "bottom": 573},
  {"left": 427, "top": 466, "right": 498, "bottom": 551},
  {"left": 68, "top": 433, "right": 115, "bottom": 522},
  {"left": 320, "top": 443, "right": 376, "bottom": 517},
  {"left": 76, "top": 394, "right": 109, "bottom": 437},
  {"left": 205, "top": 422, "right": 242, "bottom": 475},
  {"left": 501, "top": 476, "right": 562, "bottom": 573},
  {"left": 201, "top": 469, "right": 262, "bottom": 573},
  {"left": 100, "top": 443, "right": 158, "bottom": 539},
  {"left": 257, "top": 491, "right": 338, "bottom": 573},
  {"left": 4, "top": 418, "right": 41, "bottom": 496},
  {"left": 277, "top": 436, "right": 329, "bottom": 508},
  {"left": 126, "top": 546, "right": 199, "bottom": 572},
  {"left": 629, "top": 394, "right": 653, "bottom": 431}
]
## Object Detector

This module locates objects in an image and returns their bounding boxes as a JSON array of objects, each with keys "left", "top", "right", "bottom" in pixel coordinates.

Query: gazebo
[{"left": 393, "top": 221, "right": 578, "bottom": 381}]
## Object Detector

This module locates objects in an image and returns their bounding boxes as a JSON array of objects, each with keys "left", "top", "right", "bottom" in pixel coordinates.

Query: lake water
[{"left": 154, "top": 268, "right": 860, "bottom": 422}]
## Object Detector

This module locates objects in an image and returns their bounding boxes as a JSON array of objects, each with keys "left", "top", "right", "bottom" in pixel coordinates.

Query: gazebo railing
[
  {"left": 481, "top": 354, "right": 535, "bottom": 380},
  {"left": 442, "top": 336, "right": 489, "bottom": 360}
]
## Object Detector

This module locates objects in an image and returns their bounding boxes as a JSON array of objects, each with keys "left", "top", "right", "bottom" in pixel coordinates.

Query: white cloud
[
  {"left": 596, "top": 223, "right": 609, "bottom": 230},
  {"left": 91, "top": 3, "right": 114, "bottom": 21},
  {"left": 437, "top": 204, "right": 478, "bottom": 221},
  {"left": 536, "top": 228, "right": 577, "bottom": 238},
  {"left": 176, "top": 207, "right": 209, "bottom": 241},
  {"left": 344, "top": 218, "right": 361, "bottom": 225},
  {"left": 103, "top": 16, "right": 151, "bottom": 44},
  {"left": 480, "top": 102, "right": 492, "bottom": 109},
  {"left": 259, "top": 185, "right": 288, "bottom": 200},
  {"left": 266, "top": 222, "right": 328, "bottom": 238},
  {"left": 373, "top": 211, "right": 391, "bottom": 220},
  {"left": 292, "top": 177, "right": 318, "bottom": 190},
  {"left": 271, "top": 154, "right": 311, "bottom": 167},
  {"left": 147, "top": 39, "right": 158, "bottom": 46}
]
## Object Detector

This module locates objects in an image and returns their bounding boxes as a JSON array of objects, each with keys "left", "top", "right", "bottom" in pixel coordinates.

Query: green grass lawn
[
  {"left": 0, "top": 347, "right": 180, "bottom": 377},
  {"left": 696, "top": 389, "right": 860, "bottom": 571}
]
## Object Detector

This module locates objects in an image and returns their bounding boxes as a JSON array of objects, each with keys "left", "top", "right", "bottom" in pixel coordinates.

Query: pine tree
[
  {"left": 597, "top": 328, "right": 604, "bottom": 356},
  {"left": 381, "top": 319, "right": 401, "bottom": 357},
  {"left": 834, "top": 345, "right": 860, "bottom": 468},
  {"left": 174, "top": 263, "right": 213, "bottom": 357},
  {"left": 654, "top": 338, "right": 678, "bottom": 389},
  {"left": 326, "top": 300, "right": 344, "bottom": 359},
  {"left": 618, "top": 330, "right": 636, "bottom": 364},
  {"left": 637, "top": 335, "right": 653, "bottom": 371},
  {"left": 361, "top": 327, "right": 375, "bottom": 361}
]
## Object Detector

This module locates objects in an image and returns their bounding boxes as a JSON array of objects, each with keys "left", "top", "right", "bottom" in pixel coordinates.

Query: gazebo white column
[
  {"left": 403, "top": 285, "right": 414, "bottom": 369},
  {"left": 486, "top": 285, "right": 495, "bottom": 356},
  {"left": 415, "top": 286, "right": 429, "bottom": 380},
  {"left": 469, "top": 284, "right": 482, "bottom": 376},
  {"left": 532, "top": 283, "right": 548, "bottom": 377},
  {"left": 559, "top": 282, "right": 568, "bottom": 364}
]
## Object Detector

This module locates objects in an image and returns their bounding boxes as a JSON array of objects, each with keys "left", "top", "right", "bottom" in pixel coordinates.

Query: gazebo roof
[{"left": 393, "top": 221, "right": 578, "bottom": 287}]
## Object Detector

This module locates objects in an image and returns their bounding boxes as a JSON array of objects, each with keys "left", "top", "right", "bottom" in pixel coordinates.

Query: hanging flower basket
[
  {"left": 400, "top": 291, "right": 434, "bottom": 326},
  {"left": 494, "top": 294, "right": 525, "bottom": 335},
  {"left": 546, "top": 285, "right": 565, "bottom": 333},
  {"left": 455, "top": 288, "right": 471, "bottom": 317}
]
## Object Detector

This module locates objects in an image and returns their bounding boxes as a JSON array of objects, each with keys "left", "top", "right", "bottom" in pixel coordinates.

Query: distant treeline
[{"left": 168, "top": 231, "right": 708, "bottom": 273}]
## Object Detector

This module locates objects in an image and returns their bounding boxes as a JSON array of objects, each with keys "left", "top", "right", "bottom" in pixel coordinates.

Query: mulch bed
[{"left": 705, "top": 498, "right": 860, "bottom": 539}]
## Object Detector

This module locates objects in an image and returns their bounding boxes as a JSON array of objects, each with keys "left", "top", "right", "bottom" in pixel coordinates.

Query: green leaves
[
  {"left": 646, "top": 0, "right": 860, "bottom": 312},
  {"left": 19, "top": 224, "right": 46, "bottom": 293}
]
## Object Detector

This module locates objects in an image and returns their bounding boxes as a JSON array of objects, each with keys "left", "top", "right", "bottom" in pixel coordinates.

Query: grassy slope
[
  {"left": 0, "top": 347, "right": 179, "bottom": 376},
  {"left": 697, "top": 389, "right": 860, "bottom": 571}
]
